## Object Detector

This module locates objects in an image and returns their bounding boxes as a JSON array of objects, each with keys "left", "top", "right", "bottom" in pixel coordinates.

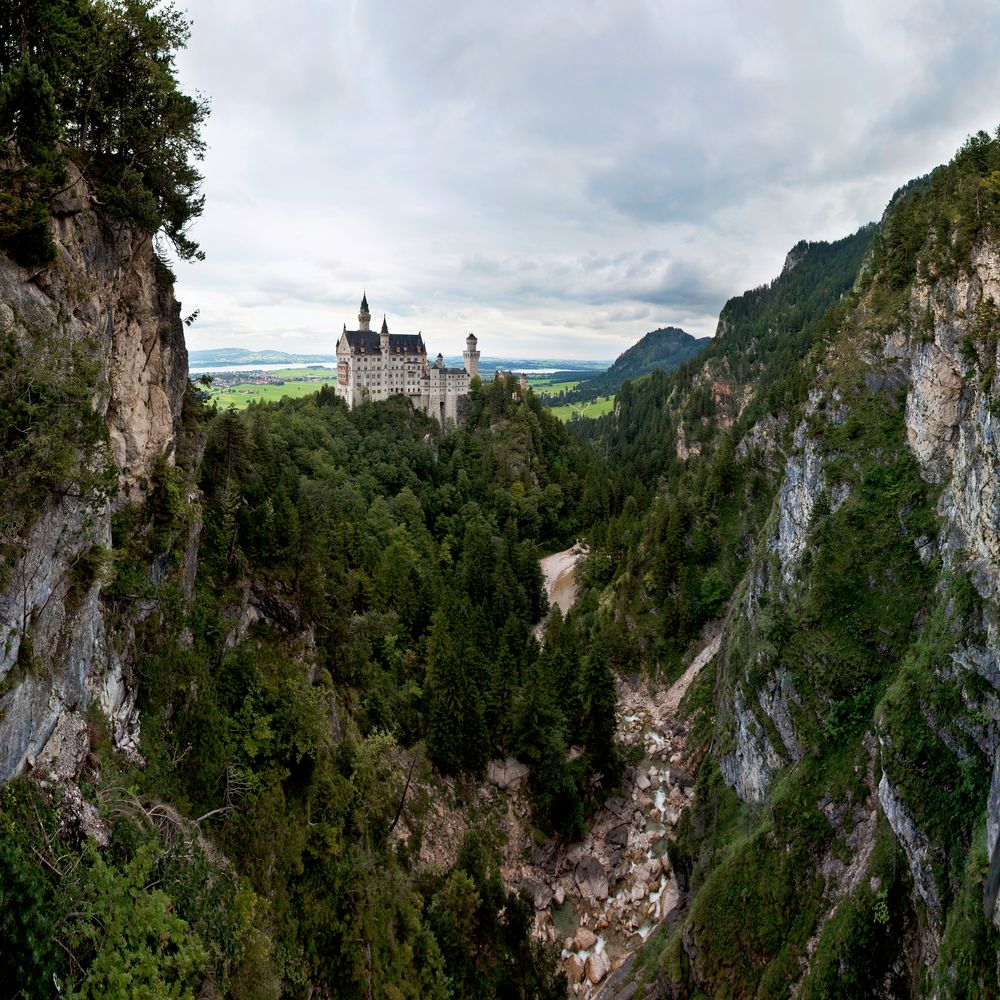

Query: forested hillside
[
  {"left": 5, "top": 4, "right": 1000, "bottom": 999},
  {"left": 552, "top": 327, "right": 705, "bottom": 406},
  {"left": 585, "top": 131, "right": 1000, "bottom": 999},
  {"left": 4, "top": 347, "right": 624, "bottom": 994},
  {"left": 569, "top": 226, "right": 875, "bottom": 676}
]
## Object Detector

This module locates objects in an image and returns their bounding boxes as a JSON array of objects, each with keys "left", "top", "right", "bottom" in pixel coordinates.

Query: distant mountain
[
  {"left": 189, "top": 348, "right": 339, "bottom": 366},
  {"left": 447, "top": 356, "right": 610, "bottom": 372},
  {"left": 190, "top": 348, "right": 611, "bottom": 372},
  {"left": 549, "top": 326, "right": 707, "bottom": 404}
]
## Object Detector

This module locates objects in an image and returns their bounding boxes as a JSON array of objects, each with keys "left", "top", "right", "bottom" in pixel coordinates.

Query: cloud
[{"left": 172, "top": 0, "right": 1000, "bottom": 359}]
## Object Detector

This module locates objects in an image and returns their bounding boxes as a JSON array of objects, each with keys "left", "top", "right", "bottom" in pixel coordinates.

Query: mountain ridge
[{"left": 550, "top": 325, "right": 707, "bottom": 405}]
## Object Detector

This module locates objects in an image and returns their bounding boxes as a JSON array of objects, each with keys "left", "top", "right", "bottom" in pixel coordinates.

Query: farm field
[
  {"left": 204, "top": 367, "right": 338, "bottom": 408},
  {"left": 523, "top": 373, "right": 590, "bottom": 393},
  {"left": 548, "top": 395, "right": 616, "bottom": 421}
]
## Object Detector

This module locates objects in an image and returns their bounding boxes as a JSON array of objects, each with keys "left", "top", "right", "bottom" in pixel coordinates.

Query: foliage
[
  {"left": 553, "top": 326, "right": 704, "bottom": 406},
  {"left": 0, "top": 0, "right": 207, "bottom": 264},
  {"left": 0, "top": 326, "right": 114, "bottom": 588}
]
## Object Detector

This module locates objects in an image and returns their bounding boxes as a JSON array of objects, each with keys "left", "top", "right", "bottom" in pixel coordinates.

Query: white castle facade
[{"left": 334, "top": 293, "right": 480, "bottom": 425}]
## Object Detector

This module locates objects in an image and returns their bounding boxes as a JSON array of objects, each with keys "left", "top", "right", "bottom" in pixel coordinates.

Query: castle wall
[{"left": 336, "top": 300, "right": 476, "bottom": 426}]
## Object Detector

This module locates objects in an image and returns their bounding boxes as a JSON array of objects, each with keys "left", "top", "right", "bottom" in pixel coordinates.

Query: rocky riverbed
[
  {"left": 392, "top": 541, "right": 721, "bottom": 998},
  {"left": 499, "top": 629, "right": 722, "bottom": 996}
]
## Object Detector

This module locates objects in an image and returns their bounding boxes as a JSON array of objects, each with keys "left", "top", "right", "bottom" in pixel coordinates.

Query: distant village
[{"left": 206, "top": 367, "right": 331, "bottom": 393}]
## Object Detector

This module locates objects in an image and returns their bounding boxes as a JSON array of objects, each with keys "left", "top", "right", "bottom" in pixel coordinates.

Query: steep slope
[
  {"left": 555, "top": 327, "right": 706, "bottom": 405},
  {"left": 603, "top": 130, "right": 1000, "bottom": 999},
  {"left": 0, "top": 157, "right": 189, "bottom": 777},
  {"left": 570, "top": 225, "right": 875, "bottom": 678}
]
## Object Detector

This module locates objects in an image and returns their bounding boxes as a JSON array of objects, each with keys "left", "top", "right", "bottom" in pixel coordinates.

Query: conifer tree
[
  {"left": 578, "top": 632, "right": 619, "bottom": 787},
  {"left": 425, "top": 595, "right": 488, "bottom": 775}
]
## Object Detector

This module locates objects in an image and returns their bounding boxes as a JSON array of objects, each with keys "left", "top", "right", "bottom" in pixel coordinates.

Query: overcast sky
[{"left": 172, "top": 0, "right": 1000, "bottom": 360}]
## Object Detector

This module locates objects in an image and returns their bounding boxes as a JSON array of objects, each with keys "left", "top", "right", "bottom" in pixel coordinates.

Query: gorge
[{"left": 3, "top": 4, "right": 1000, "bottom": 999}]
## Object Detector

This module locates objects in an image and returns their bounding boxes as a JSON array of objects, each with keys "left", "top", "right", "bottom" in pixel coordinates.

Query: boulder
[
  {"left": 607, "top": 823, "right": 629, "bottom": 846},
  {"left": 574, "top": 926, "right": 597, "bottom": 950},
  {"left": 487, "top": 757, "right": 530, "bottom": 789},
  {"left": 586, "top": 950, "right": 610, "bottom": 985},
  {"left": 528, "top": 881, "right": 553, "bottom": 909},
  {"left": 574, "top": 857, "right": 609, "bottom": 901},
  {"left": 565, "top": 956, "right": 585, "bottom": 985},
  {"left": 631, "top": 880, "right": 648, "bottom": 902}
]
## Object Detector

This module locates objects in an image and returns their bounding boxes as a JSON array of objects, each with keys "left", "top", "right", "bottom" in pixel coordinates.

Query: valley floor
[{"left": 397, "top": 623, "right": 722, "bottom": 997}]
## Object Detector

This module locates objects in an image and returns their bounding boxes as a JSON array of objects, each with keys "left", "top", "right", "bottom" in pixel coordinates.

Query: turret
[
  {"left": 463, "top": 332, "right": 480, "bottom": 379},
  {"left": 358, "top": 292, "right": 371, "bottom": 331},
  {"left": 435, "top": 352, "right": 444, "bottom": 369},
  {"left": 380, "top": 315, "right": 389, "bottom": 353}
]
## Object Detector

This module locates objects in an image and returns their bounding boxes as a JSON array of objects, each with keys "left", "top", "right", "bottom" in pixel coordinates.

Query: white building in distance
[{"left": 335, "top": 293, "right": 480, "bottom": 426}]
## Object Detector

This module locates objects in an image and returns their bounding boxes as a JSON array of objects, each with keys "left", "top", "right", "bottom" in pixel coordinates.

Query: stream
[{"left": 512, "top": 544, "right": 722, "bottom": 995}]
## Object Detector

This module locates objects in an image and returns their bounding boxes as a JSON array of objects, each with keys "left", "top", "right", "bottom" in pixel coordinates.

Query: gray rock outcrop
[{"left": 0, "top": 162, "right": 188, "bottom": 779}]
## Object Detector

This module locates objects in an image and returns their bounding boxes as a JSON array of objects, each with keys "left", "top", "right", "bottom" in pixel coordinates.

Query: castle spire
[
  {"left": 381, "top": 314, "right": 388, "bottom": 335},
  {"left": 358, "top": 291, "right": 371, "bottom": 331}
]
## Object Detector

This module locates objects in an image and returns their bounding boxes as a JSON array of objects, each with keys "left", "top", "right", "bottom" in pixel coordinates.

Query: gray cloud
[{"left": 172, "top": 0, "right": 1000, "bottom": 358}]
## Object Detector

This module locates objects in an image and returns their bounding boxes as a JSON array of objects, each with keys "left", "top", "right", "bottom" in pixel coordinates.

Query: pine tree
[{"left": 578, "top": 633, "right": 619, "bottom": 788}]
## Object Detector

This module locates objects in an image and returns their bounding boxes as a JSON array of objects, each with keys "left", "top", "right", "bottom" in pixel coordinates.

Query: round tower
[
  {"left": 358, "top": 291, "right": 371, "bottom": 331},
  {"left": 463, "top": 332, "right": 480, "bottom": 379},
  {"left": 380, "top": 315, "right": 390, "bottom": 353}
]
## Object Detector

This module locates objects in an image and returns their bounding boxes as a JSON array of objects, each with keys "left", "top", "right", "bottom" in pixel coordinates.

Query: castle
[{"left": 334, "top": 293, "right": 480, "bottom": 425}]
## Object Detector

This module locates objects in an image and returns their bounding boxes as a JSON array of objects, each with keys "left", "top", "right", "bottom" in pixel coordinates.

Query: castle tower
[
  {"left": 358, "top": 292, "right": 371, "bottom": 331},
  {"left": 380, "top": 315, "right": 389, "bottom": 352},
  {"left": 463, "top": 332, "right": 480, "bottom": 379}
]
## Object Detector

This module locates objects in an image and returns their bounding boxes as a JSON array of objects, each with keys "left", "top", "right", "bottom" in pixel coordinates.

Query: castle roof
[
  {"left": 343, "top": 330, "right": 426, "bottom": 354},
  {"left": 360, "top": 292, "right": 369, "bottom": 312}
]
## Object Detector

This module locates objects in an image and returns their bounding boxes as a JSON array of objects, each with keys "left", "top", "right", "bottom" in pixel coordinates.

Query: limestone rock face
[
  {"left": 719, "top": 689, "right": 784, "bottom": 805},
  {"left": 772, "top": 419, "right": 825, "bottom": 585},
  {"left": 877, "top": 771, "right": 942, "bottom": 933},
  {"left": 0, "top": 162, "right": 187, "bottom": 779},
  {"left": 706, "top": 232, "right": 1000, "bottom": 984}
]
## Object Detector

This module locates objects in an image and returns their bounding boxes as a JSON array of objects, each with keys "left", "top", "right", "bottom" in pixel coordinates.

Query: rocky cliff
[
  {"left": 611, "top": 138, "right": 1000, "bottom": 1000},
  {"left": 0, "top": 161, "right": 188, "bottom": 780}
]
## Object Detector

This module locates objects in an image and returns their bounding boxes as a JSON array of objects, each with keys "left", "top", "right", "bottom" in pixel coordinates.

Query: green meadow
[
  {"left": 204, "top": 367, "right": 339, "bottom": 408},
  {"left": 204, "top": 368, "right": 605, "bottom": 411},
  {"left": 548, "top": 395, "right": 616, "bottom": 421}
]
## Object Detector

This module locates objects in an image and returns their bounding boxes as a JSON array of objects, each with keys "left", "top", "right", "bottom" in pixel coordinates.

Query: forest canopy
[{"left": 0, "top": 0, "right": 207, "bottom": 264}]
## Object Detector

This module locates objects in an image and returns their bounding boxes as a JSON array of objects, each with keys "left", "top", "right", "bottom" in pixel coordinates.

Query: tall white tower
[
  {"left": 463, "top": 333, "right": 480, "bottom": 378},
  {"left": 358, "top": 292, "right": 371, "bottom": 331}
]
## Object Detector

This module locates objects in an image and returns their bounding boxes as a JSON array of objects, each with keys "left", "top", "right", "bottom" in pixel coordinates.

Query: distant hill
[
  {"left": 548, "top": 326, "right": 707, "bottom": 404},
  {"left": 190, "top": 348, "right": 611, "bottom": 372},
  {"left": 189, "top": 348, "right": 338, "bottom": 366}
]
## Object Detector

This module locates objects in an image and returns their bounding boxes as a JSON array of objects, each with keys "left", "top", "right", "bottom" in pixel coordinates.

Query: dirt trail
[{"left": 663, "top": 627, "right": 722, "bottom": 714}]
